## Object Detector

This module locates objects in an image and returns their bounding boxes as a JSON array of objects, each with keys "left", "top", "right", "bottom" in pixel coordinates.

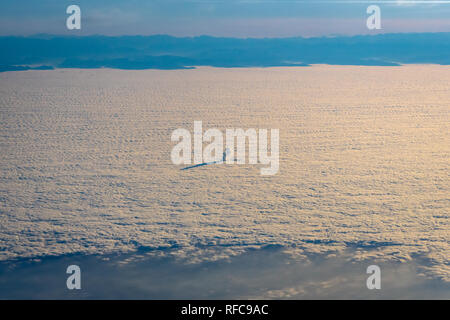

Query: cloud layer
[{"left": 0, "top": 65, "right": 448, "bottom": 283}]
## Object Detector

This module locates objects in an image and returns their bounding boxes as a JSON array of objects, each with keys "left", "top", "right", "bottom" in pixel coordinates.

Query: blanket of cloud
[
  {"left": 0, "top": 66, "right": 449, "bottom": 292},
  {"left": 2, "top": 33, "right": 450, "bottom": 71}
]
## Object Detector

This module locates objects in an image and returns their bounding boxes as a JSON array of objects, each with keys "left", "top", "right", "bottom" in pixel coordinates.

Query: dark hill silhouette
[{"left": 1, "top": 33, "right": 450, "bottom": 71}]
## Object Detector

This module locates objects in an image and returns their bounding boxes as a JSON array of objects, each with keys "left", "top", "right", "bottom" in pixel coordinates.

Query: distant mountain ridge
[{"left": 1, "top": 33, "right": 450, "bottom": 71}]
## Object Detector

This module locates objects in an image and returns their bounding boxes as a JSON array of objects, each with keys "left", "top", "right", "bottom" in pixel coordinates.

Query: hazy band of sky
[{"left": 1, "top": 0, "right": 450, "bottom": 37}]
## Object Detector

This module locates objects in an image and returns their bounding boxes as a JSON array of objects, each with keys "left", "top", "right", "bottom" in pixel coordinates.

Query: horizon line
[{"left": 2, "top": 31, "right": 450, "bottom": 40}]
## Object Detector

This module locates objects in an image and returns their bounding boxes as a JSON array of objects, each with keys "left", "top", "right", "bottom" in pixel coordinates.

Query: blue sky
[{"left": 1, "top": 0, "right": 450, "bottom": 37}]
